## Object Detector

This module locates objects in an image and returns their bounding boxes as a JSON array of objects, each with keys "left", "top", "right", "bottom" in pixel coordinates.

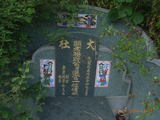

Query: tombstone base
[{"left": 39, "top": 97, "right": 115, "bottom": 120}]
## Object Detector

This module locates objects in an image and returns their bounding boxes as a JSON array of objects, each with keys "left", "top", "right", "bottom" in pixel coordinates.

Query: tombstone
[
  {"left": 31, "top": 46, "right": 56, "bottom": 96},
  {"left": 55, "top": 33, "right": 98, "bottom": 96},
  {"left": 29, "top": 6, "right": 160, "bottom": 120}
]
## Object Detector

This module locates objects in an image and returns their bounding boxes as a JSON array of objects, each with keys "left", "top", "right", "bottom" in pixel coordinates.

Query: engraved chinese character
[
  {"left": 71, "top": 82, "right": 79, "bottom": 95},
  {"left": 72, "top": 70, "right": 80, "bottom": 80},
  {"left": 58, "top": 65, "right": 69, "bottom": 95},
  {"left": 86, "top": 39, "right": 96, "bottom": 51},
  {"left": 59, "top": 40, "right": 70, "bottom": 49},
  {"left": 74, "top": 40, "right": 82, "bottom": 47}
]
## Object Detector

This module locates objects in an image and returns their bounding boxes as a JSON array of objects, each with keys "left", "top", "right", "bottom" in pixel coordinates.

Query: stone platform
[{"left": 39, "top": 97, "right": 115, "bottom": 120}]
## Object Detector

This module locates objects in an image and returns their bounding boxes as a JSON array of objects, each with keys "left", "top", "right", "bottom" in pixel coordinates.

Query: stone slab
[
  {"left": 55, "top": 33, "right": 98, "bottom": 96},
  {"left": 31, "top": 46, "right": 56, "bottom": 96},
  {"left": 39, "top": 97, "right": 115, "bottom": 120}
]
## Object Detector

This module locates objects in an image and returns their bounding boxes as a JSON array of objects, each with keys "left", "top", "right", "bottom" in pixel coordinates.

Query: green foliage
[
  {"left": 0, "top": 0, "right": 84, "bottom": 119},
  {"left": 0, "top": 61, "right": 44, "bottom": 120},
  {"left": 136, "top": 80, "right": 160, "bottom": 119},
  {"left": 0, "top": 0, "right": 46, "bottom": 119},
  {"left": 139, "top": 65, "right": 150, "bottom": 75},
  {"left": 100, "top": 24, "right": 155, "bottom": 93},
  {"left": 144, "top": 0, "right": 160, "bottom": 56},
  {"left": 34, "top": 0, "right": 81, "bottom": 21},
  {"left": 90, "top": 0, "right": 159, "bottom": 55},
  {"left": 26, "top": 8, "right": 36, "bottom": 15},
  {"left": 108, "top": 0, "right": 146, "bottom": 25},
  {"left": 113, "top": 60, "right": 125, "bottom": 72},
  {"left": 130, "top": 12, "right": 144, "bottom": 25},
  {"left": 95, "top": 0, "right": 160, "bottom": 56},
  {"left": 47, "top": 30, "right": 71, "bottom": 44},
  {"left": 101, "top": 25, "right": 149, "bottom": 66}
]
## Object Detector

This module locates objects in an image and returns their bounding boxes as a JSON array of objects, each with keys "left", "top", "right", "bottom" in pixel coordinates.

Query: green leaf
[
  {"left": 25, "top": 67, "right": 30, "bottom": 73},
  {"left": 12, "top": 77, "right": 19, "bottom": 82},
  {"left": 124, "top": 6, "right": 133, "bottom": 16},
  {"left": 120, "top": 5, "right": 133, "bottom": 15},
  {"left": 131, "top": 12, "right": 144, "bottom": 24},
  {"left": 118, "top": 9, "right": 127, "bottom": 18},
  {"left": 23, "top": 17, "right": 32, "bottom": 23},
  {"left": 26, "top": 8, "right": 35, "bottom": 15},
  {"left": 108, "top": 8, "right": 119, "bottom": 21}
]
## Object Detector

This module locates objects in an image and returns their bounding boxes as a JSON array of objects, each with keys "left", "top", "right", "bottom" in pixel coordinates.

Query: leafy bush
[
  {"left": 0, "top": 0, "right": 84, "bottom": 119},
  {"left": 0, "top": 0, "right": 44, "bottom": 119},
  {"left": 89, "top": 0, "right": 160, "bottom": 56}
]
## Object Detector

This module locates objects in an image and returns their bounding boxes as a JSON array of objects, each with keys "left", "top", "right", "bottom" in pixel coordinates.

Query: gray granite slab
[{"left": 39, "top": 97, "right": 115, "bottom": 120}]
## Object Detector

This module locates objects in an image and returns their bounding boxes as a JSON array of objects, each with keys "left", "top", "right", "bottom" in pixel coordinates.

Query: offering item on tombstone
[{"left": 40, "top": 59, "right": 55, "bottom": 87}]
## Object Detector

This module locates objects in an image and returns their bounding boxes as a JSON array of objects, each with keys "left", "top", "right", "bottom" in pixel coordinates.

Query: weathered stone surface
[
  {"left": 39, "top": 97, "right": 115, "bottom": 120},
  {"left": 55, "top": 33, "right": 98, "bottom": 96},
  {"left": 31, "top": 46, "right": 56, "bottom": 96},
  {"left": 28, "top": 6, "right": 160, "bottom": 120}
]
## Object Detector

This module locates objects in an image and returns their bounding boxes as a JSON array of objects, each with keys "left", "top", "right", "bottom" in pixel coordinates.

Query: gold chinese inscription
[
  {"left": 58, "top": 65, "right": 69, "bottom": 95},
  {"left": 85, "top": 56, "right": 92, "bottom": 96},
  {"left": 71, "top": 40, "right": 82, "bottom": 96},
  {"left": 86, "top": 39, "right": 96, "bottom": 51},
  {"left": 59, "top": 40, "right": 70, "bottom": 49}
]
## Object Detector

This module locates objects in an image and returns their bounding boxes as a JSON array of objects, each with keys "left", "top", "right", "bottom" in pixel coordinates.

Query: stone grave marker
[
  {"left": 28, "top": 6, "right": 160, "bottom": 120},
  {"left": 32, "top": 46, "right": 56, "bottom": 96},
  {"left": 55, "top": 33, "right": 98, "bottom": 96},
  {"left": 28, "top": 7, "right": 132, "bottom": 120}
]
